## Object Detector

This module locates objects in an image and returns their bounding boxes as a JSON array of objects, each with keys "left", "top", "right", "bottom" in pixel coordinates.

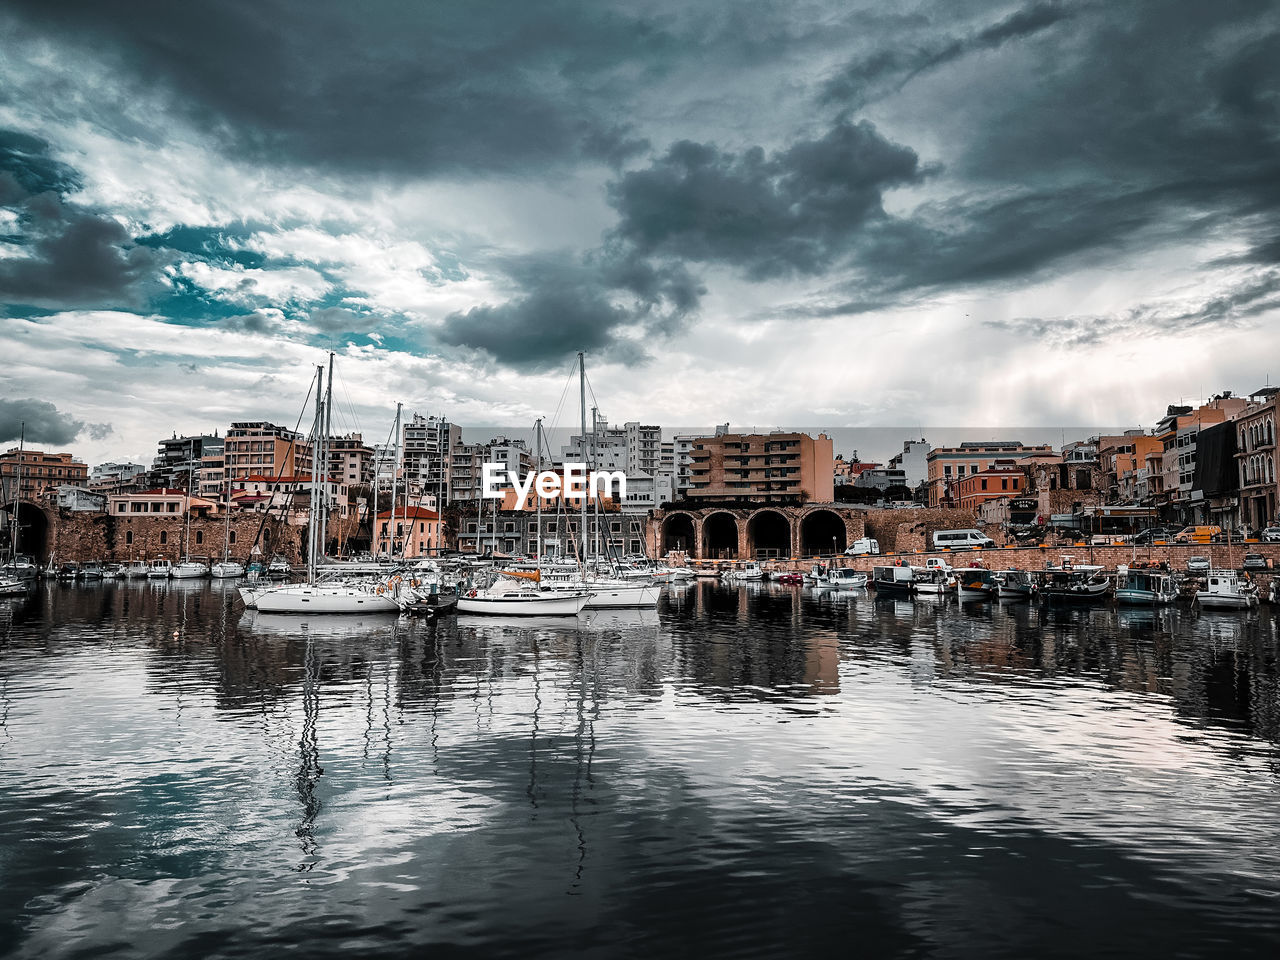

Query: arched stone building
[{"left": 647, "top": 504, "right": 866, "bottom": 560}]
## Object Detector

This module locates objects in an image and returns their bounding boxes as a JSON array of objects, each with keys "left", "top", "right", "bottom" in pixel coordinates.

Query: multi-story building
[
  {"left": 952, "top": 463, "right": 1027, "bottom": 512},
  {"left": 0, "top": 448, "right": 89, "bottom": 500},
  {"left": 153, "top": 433, "right": 223, "bottom": 489},
  {"left": 673, "top": 435, "right": 698, "bottom": 498},
  {"left": 1097, "top": 432, "right": 1162, "bottom": 502},
  {"left": 624, "top": 422, "right": 663, "bottom": 476},
  {"left": 448, "top": 437, "right": 533, "bottom": 502},
  {"left": 88, "top": 461, "right": 149, "bottom": 494},
  {"left": 563, "top": 419, "right": 627, "bottom": 470},
  {"left": 1234, "top": 387, "right": 1278, "bottom": 529},
  {"left": 1152, "top": 394, "right": 1248, "bottom": 521},
  {"left": 374, "top": 506, "right": 441, "bottom": 558},
  {"left": 853, "top": 468, "right": 908, "bottom": 491},
  {"left": 687, "top": 431, "right": 834, "bottom": 503},
  {"left": 328, "top": 433, "right": 375, "bottom": 488},
  {"left": 197, "top": 454, "right": 225, "bottom": 502},
  {"left": 402, "top": 414, "right": 461, "bottom": 501},
  {"left": 230, "top": 474, "right": 352, "bottom": 521},
  {"left": 224, "top": 422, "right": 312, "bottom": 482},
  {"left": 886, "top": 440, "right": 930, "bottom": 489},
  {"left": 926, "top": 442, "right": 1054, "bottom": 507}
]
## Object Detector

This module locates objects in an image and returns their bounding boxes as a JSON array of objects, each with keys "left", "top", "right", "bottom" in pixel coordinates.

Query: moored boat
[
  {"left": 172, "top": 557, "right": 210, "bottom": 579},
  {"left": 994, "top": 569, "right": 1034, "bottom": 600},
  {"left": 1037, "top": 567, "right": 1109, "bottom": 602},
  {"left": 211, "top": 560, "right": 245, "bottom": 579},
  {"left": 254, "top": 580, "right": 401, "bottom": 614},
  {"left": 911, "top": 566, "right": 953, "bottom": 595},
  {"left": 829, "top": 568, "right": 868, "bottom": 590},
  {"left": 1196, "top": 570, "right": 1259, "bottom": 609},
  {"left": 872, "top": 563, "right": 915, "bottom": 595},
  {"left": 954, "top": 567, "right": 996, "bottom": 601},
  {"left": 458, "top": 576, "right": 589, "bottom": 616},
  {"left": 1115, "top": 569, "right": 1179, "bottom": 605},
  {"left": 147, "top": 558, "right": 173, "bottom": 579}
]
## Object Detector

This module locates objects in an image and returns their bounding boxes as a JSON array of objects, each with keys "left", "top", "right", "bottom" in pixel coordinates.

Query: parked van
[
  {"left": 844, "top": 537, "right": 881, "bottom": 556},
  {"left": 1174, "top": 525, "right": 1221, "bottom": 544},
  {"left": 932, "top": 529, "right": 996, "bottom": 551}
]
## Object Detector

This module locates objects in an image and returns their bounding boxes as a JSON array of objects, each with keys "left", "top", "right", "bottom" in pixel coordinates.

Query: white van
[
  {"left": 843, "top": 537, "right": 881, "bottom": 557},
  {"left": 932, "top": 529, "right": 995, "bottom": 551}
]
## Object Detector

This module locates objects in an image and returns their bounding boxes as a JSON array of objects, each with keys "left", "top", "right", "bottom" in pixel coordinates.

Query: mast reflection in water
[{"left": 0, "top": 579, "right": 1279, "bottom": 959}]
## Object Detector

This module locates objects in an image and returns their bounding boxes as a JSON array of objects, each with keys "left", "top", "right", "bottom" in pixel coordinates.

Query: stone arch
[
  {"left": 662, "top": 512, "right": 697, "bottom": 555},
  {"left": 799, "top": 508, "right": 847, "bottom": 556},
  {"left": 703, "top": 511, "right": 740, "bottom": 559},
  {"left": 746, "top": 508, "right": 791, "bottom": 559},
  {"left": 3, "top": 499, "right": 52, "bottom": 564}
]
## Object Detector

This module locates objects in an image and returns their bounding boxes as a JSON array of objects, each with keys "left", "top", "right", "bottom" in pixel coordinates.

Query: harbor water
[{"left": 2, "top": 580, "right": 1280, "bottom": 958}]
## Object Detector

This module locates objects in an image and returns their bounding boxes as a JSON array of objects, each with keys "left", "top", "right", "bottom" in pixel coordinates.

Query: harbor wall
[{"left": 44, "top": 510, "right": 307, "bottom": 565}]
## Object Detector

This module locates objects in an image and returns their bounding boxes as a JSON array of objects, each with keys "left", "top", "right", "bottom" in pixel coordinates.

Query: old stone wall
[
  {"left": 862, "top": 508, "right": 979, "bottom": 553},
  {"left": 47, "top": 511, "right": 305, "bottom": 564},
  {"left": 836, "top": 541, "right": 1279, "bottom": 574}
]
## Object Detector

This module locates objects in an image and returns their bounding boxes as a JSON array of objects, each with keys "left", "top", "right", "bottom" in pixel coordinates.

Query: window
[
  {"left": 160, "top": 531, "right": 168, "bottom": 545},
  {"left": 195, "top": 531, "right": 203, "bottom": 545},
  {"left": 125, "top": 531, "right": 133, "bottom": 545},
  {"left": 229, "top": 531, "right": 236, "bottom": 545},
  {"left": 981, "top": 479, "right": 988, "bottom": 490}
]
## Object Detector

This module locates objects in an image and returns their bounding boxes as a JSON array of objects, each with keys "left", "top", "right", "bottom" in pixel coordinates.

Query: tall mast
[
  {"left": 578, "top": 351, "right": 587, "bottom": 563},
  {"left": 591, "top": 406, "right": 600, "bottom": 559},
  {"left": 321, "top": 351, "right": 334, "bottom": 561},
  {"left": 223, "top": 473, "right": 232, "bottom": 560},
  {"left": 182, "top": 438, "right": 193, "bottom": 561},
  {"left": 308, "top": 364, "right": 323, "bottom": 582},
  {"left": 534, "top": 418, "right": 544, "bottom": 561},
  {"left": 390, "top": 402, "right": 402, "bottom": 559},
  {"left": 11, "top": 421, "right": 24, "bottom": 559}
]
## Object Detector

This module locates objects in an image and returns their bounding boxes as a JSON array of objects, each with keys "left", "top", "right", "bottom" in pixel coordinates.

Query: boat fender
[
  {"left": 468, "top": 589, "right": 477, "bottom": 598},
  {"left": 376, "top": 585, "right": 384, "bottom": 594},
  {"left": 411, "top": 578, "right": 420, "bottom": 587}
]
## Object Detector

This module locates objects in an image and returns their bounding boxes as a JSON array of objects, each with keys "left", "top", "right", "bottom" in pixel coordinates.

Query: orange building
[
  {"left": 952, "top": 464, "right": 1026, "bottom": 512},
  {"left": 374, "top": 506, "right": 440, "bottom": 558},
  {"left": 0, "top": 448, "right": 89, "bottom": 500},
  {"left": 688, "top": 431, "right": 834, "bottom": 503},
  {"left": 926, "top": 441, "right": 1053, "bottom": 506}
]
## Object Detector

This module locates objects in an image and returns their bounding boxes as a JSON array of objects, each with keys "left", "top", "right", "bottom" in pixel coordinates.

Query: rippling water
[{"left": 2, "top": 580, "right": 1279, "bottom": 959}]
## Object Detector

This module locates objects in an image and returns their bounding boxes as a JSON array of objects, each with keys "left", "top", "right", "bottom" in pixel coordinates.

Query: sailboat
[
  {"left": 2, "top": 422, "right": 39, "bottom": 582},
  {"left": 171, "top": 466, "right": 209, "bottom": 579},
  {"left": 211, "top": 477, "right": 244, "bottom": 578},
  {"left": 254, "top": 359, "right": 399, "bottom": 615}
]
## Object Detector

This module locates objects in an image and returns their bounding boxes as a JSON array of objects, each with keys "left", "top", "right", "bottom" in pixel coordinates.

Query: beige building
[
  {"left": 223, "top": 421, "right": 313, "bottom": 482},
  {"left": 926, "top": 442, "right": 1054, "bottom": 507},
  {"left": 687, "top": 431, "right": 834, "bottom": 503}
]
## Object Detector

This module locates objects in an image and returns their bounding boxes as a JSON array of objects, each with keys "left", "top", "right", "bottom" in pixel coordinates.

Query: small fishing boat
[
  {"left": 1196, "top": 570, "right": 1260, "bottom": 610},
  {"left": 0, "top": 575, "right": 27, "bottom": 596},
  {"left": 1, "top": 555, "right": 39, "bottom": 582},
  {"left": 1038, "top": 567, "right": 1109, "bottom": 602},
  {"left": 1115, "top": 569, "right": 1179, "bottom": 605},
  {"left": 266, "top": 556, "right": 292, "bottom": 579},
  {"left": 803, "top": 564, "right": 830, "bottom": 586},
  {"left": 123, "top": 560, "right": 149, "bottom": 578},
  {"left": 954, "top": 567, "right": 997, "bottom": 601},
  {"left": 147, "top": 558, "right": 173, "bottom": 579},
  {"left": 994, "top": 569, "right": 1034, "bottom": 600},
  {"left": 829, "top": 568, "right": 868, "bottom": 590},
  {"left": 912, "top": 567, "right": 953, "bottom": 595},
  {"left": 56, "top": 562, "right": 80, "bottom": 580},
  {"left": 723, "top": 562, "right": 765, "bottom": 582},
  {"left": 101, "top": 563, "right": 124, "bottom": 579},
  {"left": 79, "top": 562, "right": 105, "bottom": 580},
  {"left": 872, "top": 564, "right": 915, "bottom": 595}
]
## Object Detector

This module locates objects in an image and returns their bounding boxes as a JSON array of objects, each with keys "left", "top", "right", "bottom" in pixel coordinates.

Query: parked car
[
  {"left": 932, "top": 529, "right": 996, "bottom": 551},
  {"left": 1174, "top": 525, "right": 1222, "bottom": 544},
  {"left": 1132, "top": 526, "right": 1179, "bottom": 545},
  {"left": 1186, "top": 556, "right": 1211, "bottom": 574},
  {"left": 1261, "top": 527, "right": 1280, "bottom": 543},
  {"left": 1242, "top": 553, "right": 1269, "bottom": 571},
  {"left": 843, "top": 537, "right": 880, "bottom": 557}
]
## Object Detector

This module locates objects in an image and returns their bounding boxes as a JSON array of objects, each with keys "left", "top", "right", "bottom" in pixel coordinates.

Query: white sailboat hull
[
  {"left": 171, "top": 563, "right": 209, "bottom": 579},
  {"left": 254, "top": 584, "right": 400, "bottom": 614},
  {"left": 457, "top": 592, "right": 589, "bottom": 616},
  {"left": 211, "top": 562, "right": 245, "bottom": 578},
  {"left": 583, "top": 583, "right": 659, "bottom": 608}
]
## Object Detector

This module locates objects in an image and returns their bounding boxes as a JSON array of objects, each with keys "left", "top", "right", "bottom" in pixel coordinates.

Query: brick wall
[
  {"left": 862, "top": 508, "right": 979, "bottom": 553},
  {"left": 47, "top": 511, "right": 305, "bottom": 564}
]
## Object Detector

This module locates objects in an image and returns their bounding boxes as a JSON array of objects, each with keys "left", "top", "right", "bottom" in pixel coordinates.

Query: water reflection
[{"left": 0, "top": 580, "right": 1278, "bottom": 958}]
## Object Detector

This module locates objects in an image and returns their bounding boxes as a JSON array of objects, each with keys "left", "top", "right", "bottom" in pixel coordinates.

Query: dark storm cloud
[
  {"left": 308, "top": 306, "right": 376, "bottom": 333},
  {"left": 608, "top": 119, "right": 926, "bottom": 280},
  {"left": 1, "top": 0, "right": 693, "bottom": 177},
  {"left": 0, "top": 131, "right": 163, "bottom": 309},
  {"left": 0, "top": 398, "right": 86, "bottom": 446},
  {"left": 437, "top": 253, "right": 702, "bottom": 369},
  {"left": 820, "top": 1, "right": 1074, "bottom": 107}
]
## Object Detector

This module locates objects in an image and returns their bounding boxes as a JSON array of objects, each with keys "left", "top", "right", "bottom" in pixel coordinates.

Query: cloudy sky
[{"left": 1, "top": 0, "right": 1278, "bottom": 465}]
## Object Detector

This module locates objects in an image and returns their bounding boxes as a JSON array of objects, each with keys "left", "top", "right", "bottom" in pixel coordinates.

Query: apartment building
[
  {"left": 402, "top": 414, "right": 461, "bottom": 500},
  {"left": 687, "top": 431, "right": 834, "bottom": 503},
  {"left": 0, "top": 448, "right": 89, "bottom": 500},
  {"left": 926, "top": 442, "right": 1053, "bottom": 507},
  {"left": 223, "top": 422, "right": 312, "bottom": 482}
]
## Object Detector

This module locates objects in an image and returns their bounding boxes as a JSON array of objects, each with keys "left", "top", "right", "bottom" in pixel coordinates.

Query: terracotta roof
[{"left": 377, "top": 507, "right": 439, "bottom": 521}]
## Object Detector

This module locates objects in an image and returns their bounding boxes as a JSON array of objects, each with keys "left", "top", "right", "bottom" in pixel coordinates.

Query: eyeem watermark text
[{"left": 481, "top": 462, "right": 626, "bottom": 510}]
